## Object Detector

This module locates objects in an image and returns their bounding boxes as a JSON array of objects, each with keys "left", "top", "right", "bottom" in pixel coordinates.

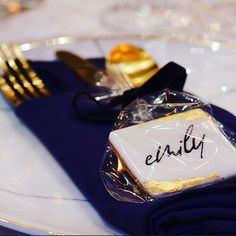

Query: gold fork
[
  {"left": 0, "top": 43, "right": 49, "bottom": 106},
  {"left": 11, "top": 43, "right": 49, "bottom": 96},
  {"left": 0, "top": 75, "right": 21, "bottom": 105}
]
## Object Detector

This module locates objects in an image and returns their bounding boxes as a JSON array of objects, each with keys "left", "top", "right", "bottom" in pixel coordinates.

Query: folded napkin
[
  {"left": 0, "top": 226, "right": 26, "bottom": 235},
  {"left": 14, "top": 59, "right": 236, "bottom": 235}
]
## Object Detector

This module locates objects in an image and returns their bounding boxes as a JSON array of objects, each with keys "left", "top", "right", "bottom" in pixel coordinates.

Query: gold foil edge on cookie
[{"left": 143, "top": 173, "right": 221, "bottom": 196}]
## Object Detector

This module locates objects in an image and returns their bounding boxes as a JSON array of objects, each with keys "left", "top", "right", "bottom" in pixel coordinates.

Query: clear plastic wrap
[{"left": 100, "top": 89, "right": 236, "bottom": 203}]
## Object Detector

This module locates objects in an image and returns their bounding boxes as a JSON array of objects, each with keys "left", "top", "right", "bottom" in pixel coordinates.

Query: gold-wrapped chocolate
[{"left": 106, "top": 43, "right": 159, "bottom": 88}]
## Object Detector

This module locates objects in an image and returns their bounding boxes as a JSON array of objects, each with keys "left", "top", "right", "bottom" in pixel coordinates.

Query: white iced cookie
[{"left": 109, "top": 108, "right": 236, "bottom": 196}]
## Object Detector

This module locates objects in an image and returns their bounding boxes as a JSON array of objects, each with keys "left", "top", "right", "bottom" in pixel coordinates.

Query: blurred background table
[
  {"left": 0, "top": 0, "right": 236, "bottom": 44},
  {"left": 0, "top": 0, "right": 118, "bottom": 43}
]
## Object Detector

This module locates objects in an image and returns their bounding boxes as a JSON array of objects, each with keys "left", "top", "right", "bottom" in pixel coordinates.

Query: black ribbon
[{"left": 72, "top": 62, "right": 187, "bottom": 122}]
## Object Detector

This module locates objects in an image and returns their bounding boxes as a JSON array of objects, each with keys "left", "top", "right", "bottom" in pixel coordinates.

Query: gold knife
[
  {"left": 56, "top": 50, "right": 101, "bottom": 85},
  {"left": 56, "top": 50, "right": 133, "bottom": 92},
  {"left": 56, "top": 45, "right": 159, "bottom": 91}
]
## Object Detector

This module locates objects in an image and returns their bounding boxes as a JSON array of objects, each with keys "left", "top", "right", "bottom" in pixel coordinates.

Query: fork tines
[{"left": 0, "top": 43, "right": 49, "bottom": 106}]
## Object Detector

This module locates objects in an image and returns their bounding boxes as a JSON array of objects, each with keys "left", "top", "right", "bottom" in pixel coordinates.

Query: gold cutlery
[
  {"left": 0, "top": 42, "right": 158, "bottom": 106},
  {"left": 0, "top": 43, "right": 38, "bottom": 98},
  {"left": 0, "top": 48, "right": 30, "bottom": 101},
  {"left": 0, "top": 43, "right": 49, "bottom": 106},
  {"left": 11, "top": 43, "right": 50, "bottom": 96},
  {"left": 56, "top": 50, "right": 132, "bottom": 95},
  {"left": 56, "top": 43, "right": 159, "bottom": 93},
  {"left": 0, "top": 75, "right": 20, "bottom": 105},
  {"left": 56, "top": 50, "right": 101, "bottom": 86}
]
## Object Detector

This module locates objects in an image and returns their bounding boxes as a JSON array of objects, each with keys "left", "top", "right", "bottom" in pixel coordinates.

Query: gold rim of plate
[
  {"left": 0, "top": 217, "right": 61, "bottom": 235},
  {"left": 18, "top": 34, "right": 236, "bottom": 52},
  {"left": 2, "top": 34, "right": 235, "bottom": 234}
]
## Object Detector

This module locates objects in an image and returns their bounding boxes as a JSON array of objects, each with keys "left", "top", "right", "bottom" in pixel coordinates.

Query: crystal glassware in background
[
  {"left": 101, "top": 0, "right": 236, "bottom": 43},
  {"left": 197, "top": 0, "right": 236, "bottom": 42},
  {"left": 0, "top": 0, "right": 43, "bottom": 18},
  {"left": 101, "top": 0, "right": 198, "bottom": 37}
]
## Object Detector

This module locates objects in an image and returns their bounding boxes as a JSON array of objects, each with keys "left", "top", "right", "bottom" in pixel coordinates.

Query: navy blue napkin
[
  {"left": 0, "top": 226, "right": 27, "bottom": 235},
  {"left": 14, "top": 59, "right": 236, "bottom": 235}
]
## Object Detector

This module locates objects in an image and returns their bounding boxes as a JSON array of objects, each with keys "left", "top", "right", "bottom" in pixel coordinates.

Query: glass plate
[{"left": 0, "top": 36, "right": 235, "bottom": 235}]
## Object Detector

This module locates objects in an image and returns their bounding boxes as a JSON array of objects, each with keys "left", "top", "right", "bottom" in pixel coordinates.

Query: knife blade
[{"left": 56, "top": 50, "right": 101, "bottom": 85}]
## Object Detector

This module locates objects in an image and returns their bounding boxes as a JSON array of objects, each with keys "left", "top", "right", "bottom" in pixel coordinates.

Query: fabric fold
[{"left": 14, "top": 59, "right": 236, "bottom": 235}]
